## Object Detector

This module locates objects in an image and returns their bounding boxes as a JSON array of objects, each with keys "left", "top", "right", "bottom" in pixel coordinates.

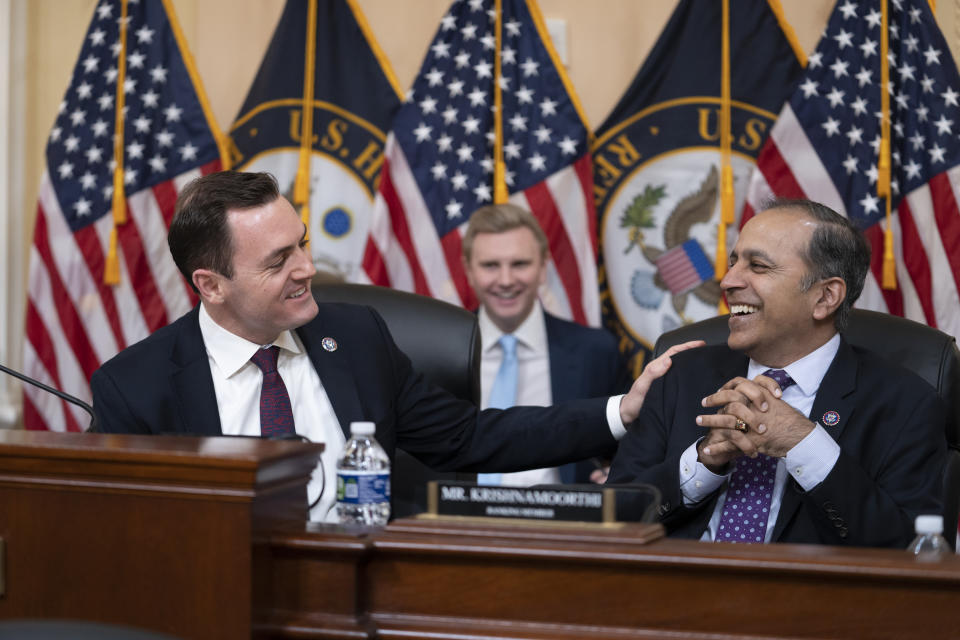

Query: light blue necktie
[{"left": 477, "top": 334, "right": 518, "bottom": 486}]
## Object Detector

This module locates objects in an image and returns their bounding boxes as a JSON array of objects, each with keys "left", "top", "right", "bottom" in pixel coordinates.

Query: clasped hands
[{"left": 695, "top": 374, "right": 814, "bottom": 474}]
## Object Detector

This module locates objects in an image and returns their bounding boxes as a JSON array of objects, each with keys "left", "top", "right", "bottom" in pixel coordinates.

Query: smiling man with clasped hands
[{"left": 608, "top": 198, "right": 946, "bottom": 547}]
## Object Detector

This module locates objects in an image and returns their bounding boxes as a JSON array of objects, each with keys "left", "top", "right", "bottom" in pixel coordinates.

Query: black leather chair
[
  {"left": 312, "top": 282, "right": 481, "bottom": 517},
  {"left": 653, "top": 309, "right": 960, "bottom": 548}
]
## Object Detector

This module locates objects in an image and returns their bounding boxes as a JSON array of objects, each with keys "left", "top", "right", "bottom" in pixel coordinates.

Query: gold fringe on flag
[
  {"left": 714, "top": 0, "right": 733, "bottom": 314},
  {"left": 492, "top": 0, "right": 508, "bottom": 203},
  {"left": 293, "top": 0, "right": 318, "bottom": 238},
  {"left": 879, "top": 0, "right": 897, "bottom": 290},
  {"left": 105, "top": 0, "right": 130, "bottom": 286}
]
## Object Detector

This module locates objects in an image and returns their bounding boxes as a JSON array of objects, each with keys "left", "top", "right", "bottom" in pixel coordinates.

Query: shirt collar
[
  {"left": 198, "top": 303, "right": 303, "bottom": 378},
  {"left": 478, "top": 301, "right": 548, "bottom": 356},
  {"left": 747, "top": 332, "right": 841, "bottom": 397}
]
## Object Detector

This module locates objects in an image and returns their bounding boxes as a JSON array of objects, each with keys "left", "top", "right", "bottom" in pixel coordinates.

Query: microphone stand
[{"left": 0, "top": 362, "right": 96, "bottom": 431}]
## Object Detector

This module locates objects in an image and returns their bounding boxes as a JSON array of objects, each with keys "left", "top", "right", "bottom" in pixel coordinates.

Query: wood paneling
[{"left": 0, "top": 431, "right": 322, "bottom": 640}]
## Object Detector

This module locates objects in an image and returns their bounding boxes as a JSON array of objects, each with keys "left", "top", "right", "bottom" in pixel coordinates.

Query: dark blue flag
[
  {"left": 592, "top": 0, "right": 804, "bottom": 375},
  {"left": 229, "top": 0, "right": 403, "bottom": 281}
]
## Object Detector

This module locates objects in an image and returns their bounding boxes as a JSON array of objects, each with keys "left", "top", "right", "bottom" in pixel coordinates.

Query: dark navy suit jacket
[
  {"left": 607, "top": 340, "right": 946, "bottom": 547},
  {"left": 91, "top": 304, "right": 618, "bottom": 474},
  {"left": 543, "top": 313, "right": 630, "bottom": 483}
]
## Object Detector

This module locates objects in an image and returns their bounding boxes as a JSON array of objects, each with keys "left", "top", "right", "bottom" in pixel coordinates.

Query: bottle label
[{"left": 337, "top": 471, "right": 391, "bottom": 504}]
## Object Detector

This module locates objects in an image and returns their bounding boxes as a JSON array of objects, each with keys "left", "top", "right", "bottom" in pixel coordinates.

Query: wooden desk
[
  {"left": 0, "top": 431, "right": 322, "bottom": 639},
  {"left": 1, "top": 432, "right": 958, "bottom": 639},
  {"left": 255, "top": 518, "right": 960, "bottom": 640}
]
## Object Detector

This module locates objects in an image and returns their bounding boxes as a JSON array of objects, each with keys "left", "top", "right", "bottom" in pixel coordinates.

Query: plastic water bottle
[
  {"left": 336, "top": 421, "right": 391, "bottom": 526},
  {"left": 907, "top": 515, "right": 951, "bottom": 560}
]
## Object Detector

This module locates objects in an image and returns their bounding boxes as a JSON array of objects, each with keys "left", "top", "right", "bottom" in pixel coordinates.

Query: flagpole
[
  {"left": 105, "top": 0, "right": 130, "bottom": 286},
  {"left": 878, "top": 0, "right": 897, "bottom": 290},
  {"left": 493, "top": 0, "right": 508, "bottom": 204},
  {"left": 294, "top": 0, "right": 319, "bottom": 238},
  {"left": 715, "top": 0, "right": 733, "bottom": 312}
]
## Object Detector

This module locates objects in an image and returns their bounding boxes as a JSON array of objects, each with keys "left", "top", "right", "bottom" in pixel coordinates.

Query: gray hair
[{"left": 759, "top": 198, "right": 871, "bottom": 332}]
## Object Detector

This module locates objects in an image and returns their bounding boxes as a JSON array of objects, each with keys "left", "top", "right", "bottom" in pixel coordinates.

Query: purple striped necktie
[
  {"left": 250, "top": 345, "right": 295, "bottom": 438},
  {"left": 715, "top": 369, "right": 795, "bottom": 543}
]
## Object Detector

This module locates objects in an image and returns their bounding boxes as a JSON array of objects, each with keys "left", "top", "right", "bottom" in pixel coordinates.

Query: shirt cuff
[
  {"left": 783, "top": 423, "right": 841, "bottom": 492},
  {"left": 607, "top": 395, "right": 626, "bottom": 440},
  {"left": 680, "top": 440, "right": 728, "bottom": 505}
]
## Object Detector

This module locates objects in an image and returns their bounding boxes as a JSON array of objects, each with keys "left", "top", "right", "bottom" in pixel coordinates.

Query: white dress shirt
[
  {"left": 479, "top": 302, "right": 559, "bottom": 486},
  {"left": 678, "top": 333, "right": 842, "bottom": 542},
  {"left": 198, "top": 304, "right": 345, "bottom": 522},
  {"left": 479, "top": 302, "right": 626, "bottom": 486}
]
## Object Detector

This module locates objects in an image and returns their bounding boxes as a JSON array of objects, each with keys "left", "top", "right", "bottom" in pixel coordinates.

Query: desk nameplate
[{"left": 427, "top": 480, "right": 616, "bottom": 523}]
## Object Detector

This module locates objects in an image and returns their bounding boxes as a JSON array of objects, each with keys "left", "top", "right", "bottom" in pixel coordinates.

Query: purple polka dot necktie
[
  {"left": 250, "top": 346, "right": 296, "bottom": 438},
  {"left": 716, "top": 369, "right": 795, "bottom": 543}
]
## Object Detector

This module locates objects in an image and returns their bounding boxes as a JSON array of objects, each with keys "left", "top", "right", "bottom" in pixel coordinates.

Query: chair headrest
[
  {"left": 653, "top": 309, "right": 960, "bottom": 446},
  {"left": 311, "top": 283, "right": 482, "bottom": 406}
]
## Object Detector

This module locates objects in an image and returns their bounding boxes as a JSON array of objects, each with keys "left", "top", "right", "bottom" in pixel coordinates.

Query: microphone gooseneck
[{"left": 0, "top": 362, "right": 96, "bottom": 431}]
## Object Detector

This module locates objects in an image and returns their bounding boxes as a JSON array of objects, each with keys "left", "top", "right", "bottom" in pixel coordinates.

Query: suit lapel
[
  {"left": 720, "top": 354, "right": 750, "bottom": 390},
  {"left": 544, "top": 315, "right": 580, "bottom": 482},
  {"left": 771, "top": 339, "right": 858, "bottom": 541},
  {"left": 298, "top": 319, "right": 362, "bottom": 441},
  {"left": 545, "top": 314, "right": 577, "bottom": 401},
  {"left": 170, "top": 307, "right": 222, "bottom": 436}
]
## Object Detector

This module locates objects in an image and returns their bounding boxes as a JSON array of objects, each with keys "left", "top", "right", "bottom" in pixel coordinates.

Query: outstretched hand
[{"left": 619, "top": 340, "right": 706, "bottom": 425}]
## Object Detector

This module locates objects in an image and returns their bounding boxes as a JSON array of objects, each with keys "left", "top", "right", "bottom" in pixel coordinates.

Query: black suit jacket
[
  {"left": 91, "top": 304, "right": 617, "bottom": 474},
  {"left": 607, "top": 340, "right": 946, "bottom": 547},
  {"left": 543, "top": 313, "right": 630, "bottom": 483}
]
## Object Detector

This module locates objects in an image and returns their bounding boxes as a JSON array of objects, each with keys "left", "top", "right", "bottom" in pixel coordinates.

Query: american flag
[
  {"left": 655, "top": 239, "right": 715, "bottom": 296},
  {"left": 362, "top": 0, "right": 599, "bottom": 326},
  {"left": 24, "top": 0, "right": 224, "bottom": 431},
  {"left": 745, "top": 0, "right": 960, "bottom": 338}
]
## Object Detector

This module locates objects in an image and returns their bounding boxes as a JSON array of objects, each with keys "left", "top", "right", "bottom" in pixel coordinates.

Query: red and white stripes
[
  {"left": 363, "top": 136, "right": 599, "bottom": 326},
  {"left": 745, "top": 105, "right": 960, "bottom": 339},
  {"left": 23, "top": 160, "right": 219, "bottom": 431}
]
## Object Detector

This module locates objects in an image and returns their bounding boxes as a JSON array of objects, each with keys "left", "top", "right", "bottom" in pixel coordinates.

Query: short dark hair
[
  {"left": 462, "top": 203, "right": 549, "bottom": 262},
  {"left": 759, "top": 198, "right": 871, "bottom": 332},
  {"left": 168, "top": 171, "right": 281, "bottom": 292}
]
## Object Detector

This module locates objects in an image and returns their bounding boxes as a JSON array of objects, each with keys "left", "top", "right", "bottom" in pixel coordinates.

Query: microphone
[{"left": 0, "top": 361, "right": 96, "bottom": 431}]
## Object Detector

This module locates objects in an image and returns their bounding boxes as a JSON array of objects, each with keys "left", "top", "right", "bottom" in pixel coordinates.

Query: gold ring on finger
[{"left": 735, "top": 418, "right": 749, "bottom": 433}]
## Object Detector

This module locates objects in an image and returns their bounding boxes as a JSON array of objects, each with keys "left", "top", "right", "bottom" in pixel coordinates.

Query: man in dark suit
[
  {"left": 608, "top": 198, "right": 946, "bottom": 548},
  {"left": 461, "top": 204, "right": 630, "bottom": 485},
  {"left": 91, "top": 171, "right": 699, "bottom": 521}
]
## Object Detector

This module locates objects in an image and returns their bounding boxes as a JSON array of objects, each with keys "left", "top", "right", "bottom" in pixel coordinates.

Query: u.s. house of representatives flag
[
  {"left": 24, "top": 0, "right": 224, "bottom": 431},
  {"left": 593, "top": 0, "right": 804, "bottom": 375},
  {"left": 364, "top": 0, "right": 599, "bottom": 326},
  {"left": 745, "top": 0, "right": 960, "bottom": 339},
  {"left": 230, "top": 0, "right": 402, "bottom": 282}
]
